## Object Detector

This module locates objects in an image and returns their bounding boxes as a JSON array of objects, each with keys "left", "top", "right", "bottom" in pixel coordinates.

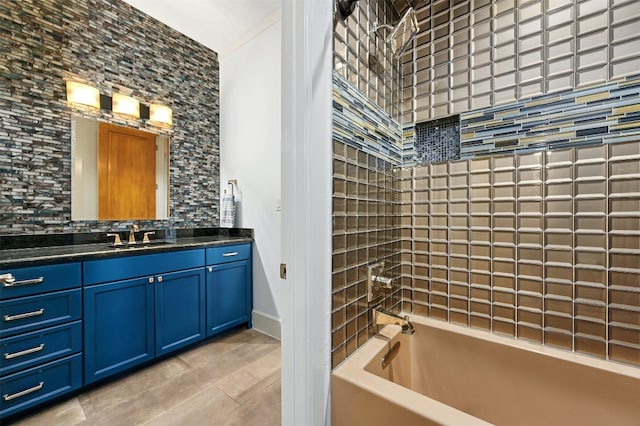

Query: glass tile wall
[
  {"left": 332, "top": 141, "right": 402, "bottom": 367},
  {"left": 334, "top": 0, "right": 403, "bottom": 120},
  {"left": 400, "top": 141, "right": 640, "bottom": 367},
  {"left": 398, "top": 0, "right": 640, "bottom": 124}
]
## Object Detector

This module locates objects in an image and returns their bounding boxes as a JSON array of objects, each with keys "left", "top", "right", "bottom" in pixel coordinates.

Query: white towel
[{"left": 220, "top": 193, "right": 235, "bottom": 228}]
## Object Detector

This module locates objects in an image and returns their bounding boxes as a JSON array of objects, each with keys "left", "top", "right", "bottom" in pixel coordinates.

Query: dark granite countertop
[{"left": 0, "top": 229, "right": 253, "bottom": 268}]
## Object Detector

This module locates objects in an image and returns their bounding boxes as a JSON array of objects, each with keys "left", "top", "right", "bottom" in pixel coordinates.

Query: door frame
[{"left": 280, "top": 1, "right": 333, "bottom": 425}]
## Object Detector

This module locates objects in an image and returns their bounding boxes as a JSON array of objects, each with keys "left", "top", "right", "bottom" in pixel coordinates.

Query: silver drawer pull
[
  {"left": 0, "top": 273, "right": 15, "bottom": 285},
  {"left": 4, "top": 343, "right": 45, "bottom": 360},
  {"left": 222, "top": 252, "right": 239, "bottom": 257},
  {"left": 4, "top": 309, "right": 45, "bottom": 322},
  {"left": 1, "top": 274, "right": 44, "bottom": 287},
  {"left": 3, "top": 382, "right": 44, "bottom": 401}
]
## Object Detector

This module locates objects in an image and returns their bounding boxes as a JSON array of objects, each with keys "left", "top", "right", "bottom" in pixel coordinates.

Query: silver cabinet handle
[
  {"left": 1, "top": 274, "right": 44, "bottom": 287},
  {"left": 0, "top": 273, "right": 15, "bottom": 285},
  {"left": 4, "top": 343, "right": 45, "bottom": 360},
  {"left": 222, "top": 252, "right": 238, "bottom": 257},
  {"left": 4, "top": 309, "right": 45, "bottom": 322},
  {"left": 3, "top": 382, "right": 44, "bottom": 401},
  {"left": 208, "top": 266, "right": 213, "bottom": 272},
  {"left": 157, "top": 276, "right": 163, "bottom": 283},
  {"left": 148, "top": 277, "right": 154, "bottom": 284}
]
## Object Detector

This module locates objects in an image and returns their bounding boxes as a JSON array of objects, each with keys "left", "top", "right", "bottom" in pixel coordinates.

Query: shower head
[
  {"left": 334, "top": 0, "right": 359, "bottom": 30},
  {"left": 388, "top": 7, "right": 419, "bottom": 56},
  {"left": 371, "top": 7, "right": 419, "bottom": 57}
]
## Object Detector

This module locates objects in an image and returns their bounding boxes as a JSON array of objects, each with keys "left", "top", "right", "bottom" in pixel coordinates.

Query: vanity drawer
[
  {"left": 0, "top": 263, "right": 81, "bottom": 301},
  {"left": 0, "top": 353, "right": 82, "bottom": 418},
  {"left": 0, "top": 321, "right": 82, "bottom": 376},
  {"left": 0, "top": 289, "right": 82, "bottom": 339},
  {"left": 206, "top": 244, "right": 251, "bottom": 265},
  {"left": 83, "top": 249, "right": 205, "bottom": 285}
]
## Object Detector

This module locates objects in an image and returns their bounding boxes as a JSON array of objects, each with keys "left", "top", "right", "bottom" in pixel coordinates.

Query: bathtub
[{"left": 332, "top": 314, "right": 640, "bottom": 426}]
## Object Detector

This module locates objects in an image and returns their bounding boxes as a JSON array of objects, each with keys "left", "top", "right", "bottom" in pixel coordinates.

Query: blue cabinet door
[
  {"left": 206, "top": 260, "right": 251, "bottom": 337},
  {"left": 84, "top": 277, "right": 154, "bottom": 384},
  {"left": 155, "top": 268, "right": 205, "bottom": 356}
]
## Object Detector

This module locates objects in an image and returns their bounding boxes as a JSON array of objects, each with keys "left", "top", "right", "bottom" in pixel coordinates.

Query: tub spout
[{"left": 374, "top": 309, "right": 415, "bottom": 335}]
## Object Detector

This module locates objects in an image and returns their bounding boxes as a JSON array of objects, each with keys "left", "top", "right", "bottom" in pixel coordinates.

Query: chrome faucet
[
  {"left": 128, "top": 224, "right": 139, "bottom": 245},
  {"left": 367, "top": 261, "right": 394, "bottom": 301},
  {"left": 374, "top": 308, "right": 415, "bottom": 335}
]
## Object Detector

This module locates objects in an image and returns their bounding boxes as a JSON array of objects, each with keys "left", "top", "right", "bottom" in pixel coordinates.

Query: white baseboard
[{"left": 252, "top": 310, "right": 281, "bottom": 340}]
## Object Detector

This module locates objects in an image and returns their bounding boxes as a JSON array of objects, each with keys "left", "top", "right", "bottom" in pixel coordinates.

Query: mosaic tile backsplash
[
  {"left": 0, "top": 0, "right": 220, "bottom": 235},
  {"left": 460, "top": 74, "right": 640, "bottom": 158}
]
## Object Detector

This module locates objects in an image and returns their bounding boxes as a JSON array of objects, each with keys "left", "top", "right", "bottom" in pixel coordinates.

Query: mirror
[{"left": 71, "top": 116, "right": 170, "bottom": 220}]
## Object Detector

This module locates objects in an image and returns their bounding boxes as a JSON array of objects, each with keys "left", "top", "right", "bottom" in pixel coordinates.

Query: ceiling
[{"left": 122, "top": 0, "right": 280, "bottom": 55}]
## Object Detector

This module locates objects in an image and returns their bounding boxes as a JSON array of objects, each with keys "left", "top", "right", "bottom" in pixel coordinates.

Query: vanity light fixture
[
  {"left": 149, "top": 103, "right": 173, "bottom": 126},
  {"left": 66, "top": 81, "right": 100, "bottom": 109},
  {"left": 112, "top": 92, "right": 140, "bottom": 118},
  {"left": 66, "top": 79, "right": 172, "bottom": 127}
]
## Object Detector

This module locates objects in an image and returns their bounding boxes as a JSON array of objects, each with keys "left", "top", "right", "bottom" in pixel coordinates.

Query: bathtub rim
[{"left": 403, "top": 313, "right": 640, "bottom": 380}]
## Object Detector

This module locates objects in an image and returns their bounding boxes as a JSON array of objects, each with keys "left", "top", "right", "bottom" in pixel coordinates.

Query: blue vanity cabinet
[
  {"left": 205, "top": 244, "right": 252, "bottom": 336},
  {"left": 83, "top": 249, "right": 205, "bottom": 384},
  {"left": 83, "top": 276, "right": 154, "bottom": 385},
  {"left": 154, "top": 268, "right": 205, "bottom": 357},
  {"left": 0, "top": 262, "right": 83, "bottom": 419}
]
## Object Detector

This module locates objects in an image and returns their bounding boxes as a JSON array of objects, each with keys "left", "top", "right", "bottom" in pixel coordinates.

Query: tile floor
[{"left": 7, "top": 328, "right": 281, "bottom": 426}]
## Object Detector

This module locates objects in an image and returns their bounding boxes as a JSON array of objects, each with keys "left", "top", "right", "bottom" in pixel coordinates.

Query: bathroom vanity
[{"left": 0, "top": 232, "right": 252, "bottom": 419}]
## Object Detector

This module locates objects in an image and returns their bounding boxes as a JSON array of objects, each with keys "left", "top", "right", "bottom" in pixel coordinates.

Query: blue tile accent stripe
[
  {"left": 401, "top": 125, "right": 416, "bottom": 166},
  {"left": 460, "top": 74, "right": 640, "bottom": 158},
  {"left": 333, "top": 74, "right": 402, "bottom": 165}
]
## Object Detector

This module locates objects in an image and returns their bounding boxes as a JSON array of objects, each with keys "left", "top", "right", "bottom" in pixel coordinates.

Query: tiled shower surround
[
  {"left": 398, "top": 0, "right": 640, "bottom": 123},
  {"left": 331, "top": 141, "right": 403, "bottom": 367},
  {"left": 331, "top": 0, "right": 640, "bottom": 369},
  {"left": 333, "top": 138, "right": 640, "bottom": 368},
  {"left": 399, "top": 141, "right": 640, "bottom": 367},
  {"left": 333, "top": 0, "right": 402, "bottom": 120},
  {"left": 1, "top": 0, "right": 220, "bottom": 234}
]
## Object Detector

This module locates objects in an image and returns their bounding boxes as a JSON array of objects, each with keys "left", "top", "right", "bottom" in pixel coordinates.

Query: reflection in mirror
[{"left": 71, "top": 116, "right": 169, "bottom": 220}]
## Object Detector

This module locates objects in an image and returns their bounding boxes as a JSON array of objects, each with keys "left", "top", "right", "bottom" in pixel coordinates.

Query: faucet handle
[
  {"left": 143, "top": 231, "right": 155, "bottom": 243},
  {"left": 129, "top": 227, "right": 138, "bottom": 244},
  {"left": 107, "top": 233, "right": 123, "bottom": 246}
]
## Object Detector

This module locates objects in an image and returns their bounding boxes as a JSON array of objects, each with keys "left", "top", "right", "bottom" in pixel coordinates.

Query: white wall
[{"left": 220, "top": 14, "right": 282, "bottom": 338}]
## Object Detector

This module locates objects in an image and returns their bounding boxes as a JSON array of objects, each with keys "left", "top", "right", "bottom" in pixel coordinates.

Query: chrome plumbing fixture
[
  {"left": 373, "top": 308, "right": 415, "bottom": 335},
  {"left": 370, "top": 7, "right": 419, "bottom": 57},
  {"left": 367, "top": 261, "right": 394, "bottom": 302}
]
